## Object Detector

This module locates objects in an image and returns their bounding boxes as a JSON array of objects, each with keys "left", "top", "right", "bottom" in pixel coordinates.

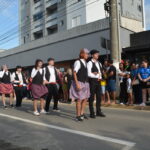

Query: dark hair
[
  {"left": 142, "top": 59, "right": 148, "bottom": 64},
  {"left": 47, "top": 58, "right": 55, "bottom": 62},
  {"left": 35, "top": 59, "right": 43, "bottom": 69},
  {"left": 108, "top": 60, "right": 113, "bottom": 64},
  {"left": 16, "top": 66, "right": 22, "bottom": 69}
]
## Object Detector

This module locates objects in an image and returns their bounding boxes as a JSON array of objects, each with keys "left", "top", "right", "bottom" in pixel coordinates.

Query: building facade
[
  {"left": 123, "top": 30, "right": 150, "bottom": 62},
  {"left": 19, "top": 0, "right": 145, "bottom": 45}
]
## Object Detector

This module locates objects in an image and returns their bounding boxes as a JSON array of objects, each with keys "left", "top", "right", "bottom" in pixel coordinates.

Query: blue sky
[{"left": 0, "top": 0, "right": 149, "bottom": 50}]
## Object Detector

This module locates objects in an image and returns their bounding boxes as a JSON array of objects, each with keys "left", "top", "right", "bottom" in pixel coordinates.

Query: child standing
[{"left": 126, "top": 73, "right": 133, "bottom": 105}]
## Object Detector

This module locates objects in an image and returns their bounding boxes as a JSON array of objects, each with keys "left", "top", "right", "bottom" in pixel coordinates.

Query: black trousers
[
  {"left": 14, "top": 86, "right": 26, "bottom": 107},
  {"left": 133, "top": 84, "right": 142, "bottom": 104},
  {"left": 45, "top": 84, "right": 59, "bottom": 111},
  {"left": 119, "top": 82, "right": 128, "bottom": 104},
  {"left": 89, "top": 79, "right": 101, "bottom": 115}
]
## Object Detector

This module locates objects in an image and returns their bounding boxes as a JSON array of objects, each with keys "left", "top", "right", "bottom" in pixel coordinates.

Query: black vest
[
  {"left": 90, "top": 61, "right": 104, "bottom": 80},
  {"left": 91, "top": 62, "right": 99, "bottom": 73},
  {"left": 45, "top": 66, "right": 59, "bottom": 82},
  {"left": 15, "top": 72, "right": 26, "bottom": 85},
  {"left": 32, "top": 70, "right": 44, "bottom": 85},
  {"left": 76, "top": 60, "right": 88, "bottom": 83},
  {"left": 1, "top": 72, "right": 11, "bottom": 84}
]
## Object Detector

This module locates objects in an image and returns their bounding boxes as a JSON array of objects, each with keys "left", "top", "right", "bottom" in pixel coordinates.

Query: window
[
  {"left": 60, "top": 20, "right": 64, "bottom": 26},
  {"left": 138, "top": 5, "right": 142, "bottom": 12},
  {"left": 34, "top": 0, "right": 41, "bottom": 3},
  {"left": 72, "top": 16, "right": 81, "bottom": 28},
  {"left": 33, "top": 30, "right": 43, "bottom": 40},
  {"left": 33, "top": 12, "right": 43, "bottom": 21},
  {"left": 101, "top": 38, "right": 110, "bottom": 50},
  {"left": 46, "top": 4, "right": 57, "bottom": 16},
  {"left": 47, "top": 25, "right": 58, "bottom": 35}
]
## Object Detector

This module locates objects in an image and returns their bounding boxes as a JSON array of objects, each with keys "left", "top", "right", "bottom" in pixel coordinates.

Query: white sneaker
[
  {"left": 33, "top": 111, "right": 40, "bottom": 116},
  {"left": 120, "top": 103, "right": 124, "bottom": 105},
  {"left": 140, "top": 103, "right": 146, "bottom": 107},
  {"left": 40, "top": 109, "right": 47, "bottom": 114}
]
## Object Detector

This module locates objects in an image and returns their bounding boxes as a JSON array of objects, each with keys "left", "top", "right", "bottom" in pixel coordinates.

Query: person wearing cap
[
  {"left": 70, "top": 48, "right": 90, "bottom": 121},
  {"left": 44, "top": 58, "right": 60, "bottom": 112},
  {"left": 11, "top": 66, "right": 28, "bottom": 107},
  {"left": 87, "top": 49, "right": 105, "bottom": 118}
]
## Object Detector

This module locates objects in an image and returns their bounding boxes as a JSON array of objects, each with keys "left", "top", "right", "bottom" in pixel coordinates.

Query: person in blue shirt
[
  {"left": 131, "top": 63, "right": 142, "bottom": 104},
  {"left": 138, "top": 60, "right": 150, "bottom": 106}
]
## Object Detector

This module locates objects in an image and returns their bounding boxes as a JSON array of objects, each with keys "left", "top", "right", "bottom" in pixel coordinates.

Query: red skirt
[
  {"left": 0, "top": 83, "right": 14, "bottom": 94},
  {"left": 31, "top": 84, "right": 48, "bottom": 100}
]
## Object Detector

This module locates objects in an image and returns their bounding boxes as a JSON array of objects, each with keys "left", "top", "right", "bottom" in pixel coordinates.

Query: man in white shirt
[
  {"left": 87, "top": 50, "right": 105, "bottom": 118},
  {"left": 11, "top": 66, "right": 27, "bottom": 107},
  {"left": 44, "top": 58, "right": 60, "bottom": 112}
]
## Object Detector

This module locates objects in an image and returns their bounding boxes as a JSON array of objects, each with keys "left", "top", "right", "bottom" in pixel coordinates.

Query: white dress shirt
[
  {"left": 74, "top": 59, "right": 86, "bottom": 73},
  {"left": 0, "top": 70, "right": 11, "bottom": 78},
  {"left": 87, "top": 59, "right": 102, "bottom": 79},
  {"left": 44, "top": 65, "right": 56, "bottom": 83},
  {"left": 11, "top": 71, "right": 26, "bottom": 86},
  {"left": 31, "top": 68, "right": 43, "bottom": 78}
]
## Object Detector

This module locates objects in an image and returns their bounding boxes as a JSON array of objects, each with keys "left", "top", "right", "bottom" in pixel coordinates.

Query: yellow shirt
[{"left": 100, "top": 80, "right": 106, "bottom": 86}]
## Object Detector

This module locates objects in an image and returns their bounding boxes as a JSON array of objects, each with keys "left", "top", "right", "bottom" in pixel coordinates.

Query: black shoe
[
  {"left": 76, "top": 116, "right": 83, "bottom": 121},
  {"left": 90, "top": 114, "right": 96, "bottom": 119},
  {"left": 53, "top": 108, "right": 60, "bottom": 112},
  {"left": 9, "top": 104, "right": 14, "bottom": 108},
  {"left": 81, "top": 114, "right": 88, "bottom": 120},
  {"left": 4, "top": 106, "right": 8, "bottom": 109},
  {"left": 96, "top": 112, "right": 106, "bottom": 117}
]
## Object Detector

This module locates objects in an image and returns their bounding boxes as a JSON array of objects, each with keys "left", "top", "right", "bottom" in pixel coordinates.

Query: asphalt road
[{"left": 0, "top": 101, "right": 150, "bottom": 150}]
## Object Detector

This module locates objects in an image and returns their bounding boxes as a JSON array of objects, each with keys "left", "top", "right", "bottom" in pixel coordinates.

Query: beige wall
[{"left": 121, "top": 17, "right": 144, "bottom": 32}]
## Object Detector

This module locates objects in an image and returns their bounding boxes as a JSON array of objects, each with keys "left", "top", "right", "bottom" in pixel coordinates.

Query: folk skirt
[
  {"left": 0, "top": 83, "right": 14, "bottom": 94},
  {"left": 70, "top": 81, "right": 90, "bottom": 101},
  {"left": 31, "top": 84, "right": 48, "bottom": 100}
]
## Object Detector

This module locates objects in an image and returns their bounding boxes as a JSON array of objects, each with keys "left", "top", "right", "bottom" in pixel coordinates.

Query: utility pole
[{"left": 110, "top": 0, "right": 121, "bottom": 66}]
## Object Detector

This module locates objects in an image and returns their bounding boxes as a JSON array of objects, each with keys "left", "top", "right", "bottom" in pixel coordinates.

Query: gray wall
[
  {"left": 0, "top": 29, "right": 110, "bottom": 68},
  {"left": 121, "top": 0, "right": 143, "bottom": 21}
]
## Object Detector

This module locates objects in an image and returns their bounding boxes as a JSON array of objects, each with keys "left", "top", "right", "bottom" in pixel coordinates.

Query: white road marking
[{"left": 0, "top": 113, "right": 136, "bottom": 150}]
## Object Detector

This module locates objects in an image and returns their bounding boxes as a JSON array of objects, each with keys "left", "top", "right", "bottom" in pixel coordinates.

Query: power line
[
  {"left": 0, "top": 0, "right": 100, "bottom": 46},
  {"left": 0, "top": 0, "right": 86, "bottom": 38}
]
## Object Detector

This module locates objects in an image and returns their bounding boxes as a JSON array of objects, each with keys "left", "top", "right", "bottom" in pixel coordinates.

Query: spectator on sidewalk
[
  {"left": 131, "top": 63, "right": 142, "bottom": 104},
  {"left": 126, "top": 73, "right": 133, "bottom": 105},
  {"left": 106, "top": 60, "right": 117, "bottom": 104},
  {"left": 118, "top": 63, "right": 127, "bottom": 105},
  {"left": 64, "top": 68, "right": 73, "bottom": 103},
  {"left": 138, "top": 60, "right": 150, "bottom": 106}
]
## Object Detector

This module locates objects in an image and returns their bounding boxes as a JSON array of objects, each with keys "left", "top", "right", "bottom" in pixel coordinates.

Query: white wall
[
  {"left": 66, "top": 0, "right": 106, "bottom": 29},
  {"left": 85, "top": 0, "right": 106, "bottom": 23}
]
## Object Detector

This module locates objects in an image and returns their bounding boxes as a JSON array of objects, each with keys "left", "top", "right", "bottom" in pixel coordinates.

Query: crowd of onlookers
[{"left": 57, "top": 59, "right": 150, "bottom": 107}]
